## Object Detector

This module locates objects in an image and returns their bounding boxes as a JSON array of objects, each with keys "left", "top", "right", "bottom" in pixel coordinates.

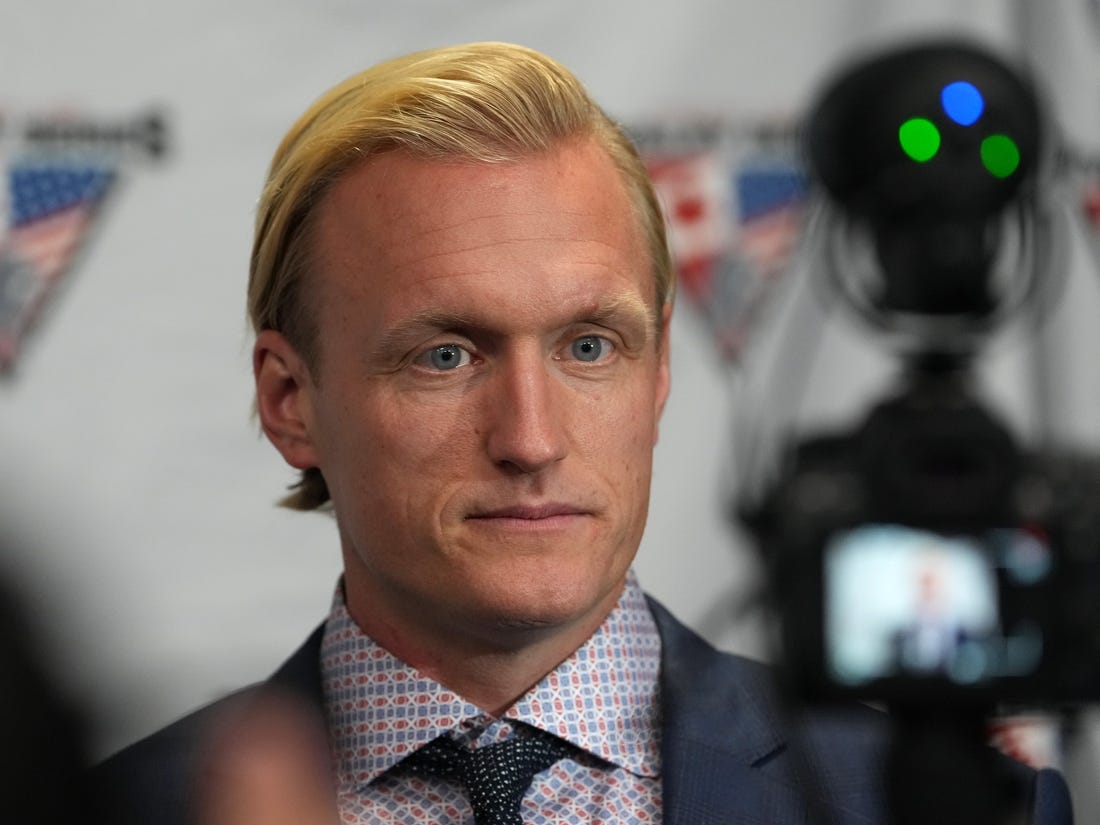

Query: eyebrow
[
  {"left": 586, "top": 292, "right": 655, "bottom": 329},
  {"left": 372, "top": 308, "right": 479, "bottom": 361}
]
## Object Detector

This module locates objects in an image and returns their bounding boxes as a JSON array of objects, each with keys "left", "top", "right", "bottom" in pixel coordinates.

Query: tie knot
[{"left": 401, "top": 727, "right": 575, "bottom": 825}]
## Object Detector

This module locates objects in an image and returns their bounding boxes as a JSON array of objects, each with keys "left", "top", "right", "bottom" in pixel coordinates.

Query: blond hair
[{"left": 248, "top": 41, "right": 673, "bottom": 509}]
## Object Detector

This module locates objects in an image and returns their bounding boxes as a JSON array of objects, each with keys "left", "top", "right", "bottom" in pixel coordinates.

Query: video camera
[{"left": 739, "top": 40, "right": 1100, "bottom": 709}]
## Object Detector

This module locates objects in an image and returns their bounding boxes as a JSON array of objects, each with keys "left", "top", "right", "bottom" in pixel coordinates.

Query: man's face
[{"left": 258, "top": 138, "right": 670, "bottom": 652}]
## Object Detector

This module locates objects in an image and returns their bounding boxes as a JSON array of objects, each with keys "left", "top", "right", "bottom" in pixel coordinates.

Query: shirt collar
[
  {"left": 504, "top": 571, "right": 662, "bottom": 776},
  {"left": 320, "top": 569, "right": 662, "bottom": 789}
]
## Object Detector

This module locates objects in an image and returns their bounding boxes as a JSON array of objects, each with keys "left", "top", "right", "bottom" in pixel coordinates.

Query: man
[{"left": 93, "top": 42, "right": 1072, "bottom": 824}]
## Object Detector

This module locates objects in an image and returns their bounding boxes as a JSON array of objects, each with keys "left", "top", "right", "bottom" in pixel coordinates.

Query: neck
[{"left": 341, "top": 574, "right": 623, "bottom": 717}]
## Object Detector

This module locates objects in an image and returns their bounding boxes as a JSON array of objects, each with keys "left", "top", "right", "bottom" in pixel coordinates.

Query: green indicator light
[
  {"left": 981, "top": 134, "right": 1021, "bottom": 178},
  {"left": 899, "top": 118, "right": 941, "bottom": 162}
]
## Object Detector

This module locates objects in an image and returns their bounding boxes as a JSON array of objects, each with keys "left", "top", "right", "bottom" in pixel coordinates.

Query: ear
[
  {"left": 253, "top": 330, "right": 320, "bottom": 471},
  {"left": 652, "top": 302, "right": 673, "bottom": 445}
]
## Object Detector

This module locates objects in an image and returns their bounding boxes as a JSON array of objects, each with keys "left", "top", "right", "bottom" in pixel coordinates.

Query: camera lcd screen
[{"left": 823, "top": 524, "right": 1051, "bottom": 688}]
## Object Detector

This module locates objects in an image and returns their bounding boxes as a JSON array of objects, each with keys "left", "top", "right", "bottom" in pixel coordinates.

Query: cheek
[
  {"left": 323, "top": 397, "right": 479, "bottom": 535},
  {"left": 347, "top": 398, "right": 486, "bottom": 527},
  {"left": 578, "top": 385, "right": 658, "bottom": 482},
  {"left": 385, "top": 396, "right": 481, "bottom": 469}
]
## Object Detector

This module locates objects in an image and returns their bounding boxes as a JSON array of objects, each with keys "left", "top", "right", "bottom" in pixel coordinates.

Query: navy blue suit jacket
[{"left": 92, "top": 597, "right": 1073, "bottom": 824}]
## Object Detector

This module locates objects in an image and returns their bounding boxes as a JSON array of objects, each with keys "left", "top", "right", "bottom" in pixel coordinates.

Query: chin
[{"left": 477, "top": 574, "right": 621, "bottom": 636}]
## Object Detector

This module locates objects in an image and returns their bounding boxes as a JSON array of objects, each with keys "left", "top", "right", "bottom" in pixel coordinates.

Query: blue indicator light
[{"left": 941, "top": 81, "right": 984, "bottom": 126}]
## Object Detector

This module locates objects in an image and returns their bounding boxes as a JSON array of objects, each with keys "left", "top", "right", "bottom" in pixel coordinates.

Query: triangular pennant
[
  {"left": 0, "top": 161, "right": 116, "bottom": 371},
  {"left": 639, "top": 122, "right": 808, "bottom": 364}
]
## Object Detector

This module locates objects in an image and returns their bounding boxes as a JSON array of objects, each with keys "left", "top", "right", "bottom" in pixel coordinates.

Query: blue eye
[
  {"left": 425, "top": 344, "right": 470, "bottom": 370},
  {"left": 571, "top": 336, "right": 610, "bottom": 362}
]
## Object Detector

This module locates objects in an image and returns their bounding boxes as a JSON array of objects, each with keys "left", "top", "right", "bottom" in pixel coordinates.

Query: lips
[{"left": 468, "top": 502, "right": 589, "bottom": 521}]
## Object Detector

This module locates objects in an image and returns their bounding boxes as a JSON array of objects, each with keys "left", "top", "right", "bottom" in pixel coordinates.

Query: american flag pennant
[
  {"left": 734, "top": 161, "right": 808, "bottom": 277},
  {"left": 645, "top": 140, "right": 807, "bottom": 363},
  {"left": 0, "top": 161, "right": 115, "bottom": 372}
]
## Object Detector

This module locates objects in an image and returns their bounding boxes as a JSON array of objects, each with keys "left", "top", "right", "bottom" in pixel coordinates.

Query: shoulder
[
  {"left": 89, "top": 625, "right": 326, "bottom": 825},
  {"left": 646, "top": 595, "right": 1072, "bottom": 824},
  {"left": 648, "top": 592, "right": 889, "bottom": 768},
  {"left": 89, "top": 691, "right": 247, "bottom": 825}
]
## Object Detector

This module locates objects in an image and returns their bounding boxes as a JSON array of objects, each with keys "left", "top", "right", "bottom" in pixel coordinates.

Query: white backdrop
[{"left": 2, "top": 0, "right": 1098, "bottom": 817}]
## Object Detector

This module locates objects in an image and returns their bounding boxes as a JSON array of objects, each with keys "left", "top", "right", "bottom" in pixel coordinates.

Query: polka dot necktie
[{"left": 401, "top": 728, "right": 576, "bottom": 825}]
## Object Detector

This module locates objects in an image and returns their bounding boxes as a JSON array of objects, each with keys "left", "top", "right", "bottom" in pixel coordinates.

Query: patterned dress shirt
[{"left": 320, "top": 569, "right": 663, "bottom": 824}]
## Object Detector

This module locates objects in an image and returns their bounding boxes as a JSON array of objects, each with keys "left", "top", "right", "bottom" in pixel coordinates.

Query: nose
[{"left": 484, "top": 350, "right": 569, "bottom": 474}]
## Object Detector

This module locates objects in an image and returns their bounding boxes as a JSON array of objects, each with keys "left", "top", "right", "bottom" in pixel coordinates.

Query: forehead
[{"left": 307, "top": 139, "right": 655, "bottom": 336}]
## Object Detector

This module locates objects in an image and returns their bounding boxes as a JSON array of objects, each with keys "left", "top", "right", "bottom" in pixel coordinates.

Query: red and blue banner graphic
[
  {"left": 633, "top": 120, "right": 808, "bottom": 363},
  {"left": 0, "top": 110, "right": 166, "bottom": 374}
]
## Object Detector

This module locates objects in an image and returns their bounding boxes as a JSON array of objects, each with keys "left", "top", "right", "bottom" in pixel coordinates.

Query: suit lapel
[{"left": 651, "top": 596, "right": 821, "bottom": 825}]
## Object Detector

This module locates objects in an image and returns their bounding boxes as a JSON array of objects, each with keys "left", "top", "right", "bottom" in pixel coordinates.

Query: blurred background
[{"left": 1, "top": 0, "right": 1099, "bottom": 820}]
